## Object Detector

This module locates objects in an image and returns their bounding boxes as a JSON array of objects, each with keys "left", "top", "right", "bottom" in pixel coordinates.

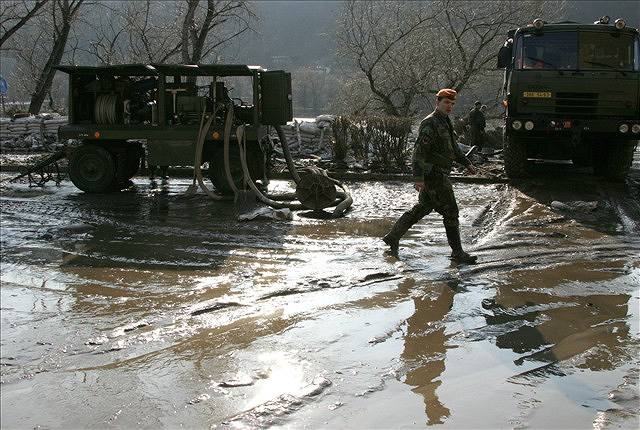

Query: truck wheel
[
  {"left": 68, "top": 144, "right": 116, "bottom": 193},
  {"left": 595, "top": 142, "right": 636, "bottom": 182},
  {"left": 503, "top": 135, "right": 528, "bottom": 178}
]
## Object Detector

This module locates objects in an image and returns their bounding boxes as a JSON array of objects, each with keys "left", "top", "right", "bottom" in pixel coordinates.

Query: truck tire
[
  {"left": 594, "top": 142, "right": 636, "bottom": 182},
  {"left": 68, "top": 144, "right": 116, "bottom": 193},
  {"left": 503, "top": 135, "right": 528, "bottom": 178}
]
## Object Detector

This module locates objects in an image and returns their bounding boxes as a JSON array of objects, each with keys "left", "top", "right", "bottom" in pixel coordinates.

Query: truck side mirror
[{"left": 497, "top": 41, "right": 513, "bottom": 69}]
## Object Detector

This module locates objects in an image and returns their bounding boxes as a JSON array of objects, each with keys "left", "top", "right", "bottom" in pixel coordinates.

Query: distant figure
[{"left": 468, "top": 101, "right": 486, "bottom": 149}]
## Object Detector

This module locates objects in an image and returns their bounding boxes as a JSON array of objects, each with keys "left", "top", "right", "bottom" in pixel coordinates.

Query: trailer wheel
[
  {"left": 594, "top": 141, "right": 636, "bottom": 182},
  {"left": 124, "top": 144, "right": 142, "bottom": 179},
  {"left": 503, "top": 135, "right": 528, "bottom": 178},
  {"left": 68, "top": 144, "right": 116, "bottom": 193},
  {"left": 208, "top": 141, "right": 265, "bottom": 195}
]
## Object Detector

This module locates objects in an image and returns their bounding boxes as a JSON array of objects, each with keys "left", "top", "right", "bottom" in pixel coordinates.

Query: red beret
[{"left": 436, "top": 88, "right": 457, "bottom": 100}]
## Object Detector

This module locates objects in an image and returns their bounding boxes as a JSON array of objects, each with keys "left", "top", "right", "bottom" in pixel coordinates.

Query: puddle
[{"left": 1, "top": 170, "right": 639, "bottom": 428}]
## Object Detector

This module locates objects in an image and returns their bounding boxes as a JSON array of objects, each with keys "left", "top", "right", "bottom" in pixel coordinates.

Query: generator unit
[{"left": 56, "top": 64, "right": 293, "bottom": 193}]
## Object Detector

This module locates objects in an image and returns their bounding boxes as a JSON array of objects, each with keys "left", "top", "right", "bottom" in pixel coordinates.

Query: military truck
[
  {"left": 56, "top": 64, "right": 292, "bottom": 193},
  {"left": 497, "top": 17, "right": 639, "bottom": 180}
]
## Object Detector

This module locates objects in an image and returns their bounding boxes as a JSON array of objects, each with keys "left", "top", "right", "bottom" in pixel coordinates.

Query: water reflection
[
  {"left": 485, "top": 260, "right": 634, "bottom": 373},
  {"left": 402, "top": 281, "right": 458, "bottom": 425}
]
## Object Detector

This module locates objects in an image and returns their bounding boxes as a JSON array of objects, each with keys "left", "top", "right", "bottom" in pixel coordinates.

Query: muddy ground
[{"left": 1, "top": 156, "right": 639, "bottom": 429}]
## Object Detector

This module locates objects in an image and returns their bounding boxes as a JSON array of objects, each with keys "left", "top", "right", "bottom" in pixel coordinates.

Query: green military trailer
[
  {"left": 497, "top": 17, "right": 639, "bottom": 180},
  {"left": 55, "top": 64, "right": 292, "bottom": 193}
]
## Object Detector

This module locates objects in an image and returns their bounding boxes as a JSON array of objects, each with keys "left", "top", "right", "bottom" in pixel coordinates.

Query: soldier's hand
[{"left": 414, "top": 181, "right": 425, "bottom": 191}]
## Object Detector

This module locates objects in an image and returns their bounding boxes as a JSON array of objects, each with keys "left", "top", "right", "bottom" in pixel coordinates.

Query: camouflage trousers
[{"left": 386, "top": 172, "right": 460, "bottom": 240}]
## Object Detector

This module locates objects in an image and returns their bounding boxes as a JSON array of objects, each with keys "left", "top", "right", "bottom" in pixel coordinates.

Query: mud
[{"left": 1, "top": 156, "right": 639, "bottom": 428}]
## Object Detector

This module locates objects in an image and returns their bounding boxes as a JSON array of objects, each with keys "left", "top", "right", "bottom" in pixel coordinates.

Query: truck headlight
[
  {"left": 614, "top": 19, "right": 626, "bottom": 29},
  {"left": 524, "top": 121, "right": 534, "bottom": 131},
  {"left": 533, "top": 19, "right": 544, "bottom": 30},
  {"left": 618, "top": 124, "right": 629, "bottom": 133},
  {"left": 512, "top": 120, "right": 522, "bottom": 130},
  {"left": 632, "top": 124, "right": 640, "bottom": 134}
]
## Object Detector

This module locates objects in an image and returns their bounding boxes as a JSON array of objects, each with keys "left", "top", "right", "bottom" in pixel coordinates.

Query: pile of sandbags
[
  {"left": 0, "top": 113, "right": 67, "bottom": 152},
  {"left": 277, "top": 115, "right": 334, "bottom": 159},
  {"left": 41, "top": 113, "right": 67, "bottom": 137},
  {"left": 0, "top": 117, "right": 10, "bottom": 140}
]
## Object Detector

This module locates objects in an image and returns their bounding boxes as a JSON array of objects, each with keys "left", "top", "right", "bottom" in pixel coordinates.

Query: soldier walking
[
  {"left": 468, "top": 101, "right": 486, "bottom": 149},
  {"left": 382, "top": 89, "right": 478, "bottom": 264}
]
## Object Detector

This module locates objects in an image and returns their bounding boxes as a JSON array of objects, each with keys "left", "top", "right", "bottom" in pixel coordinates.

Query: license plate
[{"left": 523, "top": 91, "right": 552, "bottom": 98}]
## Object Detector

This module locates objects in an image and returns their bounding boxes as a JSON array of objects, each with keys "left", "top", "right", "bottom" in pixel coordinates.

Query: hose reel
[{"left": 94, "top": 94, "right": 121, "bottom": 124}]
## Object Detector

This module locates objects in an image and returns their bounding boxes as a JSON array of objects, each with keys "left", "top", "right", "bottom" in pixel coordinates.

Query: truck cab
[{"left": 497, "top": 17, "right": 639, "bottom": 180}]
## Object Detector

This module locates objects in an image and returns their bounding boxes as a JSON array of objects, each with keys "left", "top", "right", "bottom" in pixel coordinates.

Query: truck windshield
[
  {"left": 515, "top": 31, "right": 638, "bottom": 71},
  {"left": 516, "top": 32, "right": 577, "bottom": 70},
  {"left": 579, "top": 32, "right": 636, "bottom": 71}
]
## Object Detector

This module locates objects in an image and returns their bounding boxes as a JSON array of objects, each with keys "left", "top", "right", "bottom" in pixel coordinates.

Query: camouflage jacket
[{"left": 412, "top": 110, "right": 471, "bottom": 181}]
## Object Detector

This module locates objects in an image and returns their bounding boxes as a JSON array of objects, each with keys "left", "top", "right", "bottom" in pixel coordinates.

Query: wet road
[{"left": 1, "top": 162, "right": 639, "bottom": 429}]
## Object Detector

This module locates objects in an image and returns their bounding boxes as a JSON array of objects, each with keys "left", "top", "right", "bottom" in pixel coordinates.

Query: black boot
[
  {"left": 382, "top": 211, "right": 417, "bottom": 255},
  {"left": 382, "top": 233, "right": 400, "bottom": 255},
  {"left": 445, "top": 225, "right": 477, "bottom": 264}
]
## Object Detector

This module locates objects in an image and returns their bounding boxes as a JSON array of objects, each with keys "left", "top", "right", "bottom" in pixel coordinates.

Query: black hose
[
  {"left": 275, "top": 125, "right": 301, "bottom": 184},
  {"left": 236, "top": 125, "right": 305, "bottom": 210},
  {"left": 223, "top": 105, "right": 239, "bottom": 194}
]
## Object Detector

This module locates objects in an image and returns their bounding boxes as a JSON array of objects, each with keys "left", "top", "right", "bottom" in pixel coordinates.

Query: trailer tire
[
  {"left": 594, "top": 141, "right": 636, "bottom": 182},
  {"left": 503, "top": 135, "right": 528, "bottom": 178},
  {"left": 68, "top": 144, "right": 116, "bottom": 193},
  {"left": 124, "top": 144, "right": 142, "bottom": 179},
  {"left": 208, "top": 141, "right": 264, "bottom": 195}
]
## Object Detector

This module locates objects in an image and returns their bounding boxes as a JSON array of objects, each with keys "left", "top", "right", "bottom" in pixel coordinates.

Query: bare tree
[
  {"left": 0, "top": 0, "right": 49, "bottom": 48},
  {"left": 337, "top": 1, "right": 442, "bottom": 117},
  {"left": 122, "top": 1, "right": 182, "bottom": 63},
  {"left": 337, "top": 0, "right": 566, "bottom": 117},
  {"left": 179, "top": 0, "right": 255, "bottom": 64},
  {"left": 26, "top": 0, "right": 84, "bottom": 113},
  {"left": 292, "top": 66, "right": 342, "bottom": 116},
  {"left": 73, "top": 2, "right": 128, "bottom": 65},
  {"left": 82, "top": 0, "right": 255, "bottom": 66}
]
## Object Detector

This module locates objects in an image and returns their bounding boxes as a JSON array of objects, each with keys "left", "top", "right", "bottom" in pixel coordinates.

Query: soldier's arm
[{"left": 412, "top": 122, "right": 435, "bottom": 181}]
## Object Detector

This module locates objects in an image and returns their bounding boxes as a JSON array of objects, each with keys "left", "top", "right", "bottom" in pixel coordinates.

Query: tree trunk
[
  {"left": 29, "top": 22, "right": 70, "bottom": 114},
  {"left": 28, "top": 0, "right": 83, "bottom": 114},
  {"left": 0, "top": 0, "right": 50, "bottom": 47},
  {"left": 181, "top": 0, "right": 197, "bottom": 63}
]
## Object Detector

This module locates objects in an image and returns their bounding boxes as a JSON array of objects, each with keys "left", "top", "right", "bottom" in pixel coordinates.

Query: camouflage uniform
[{"left": 383, "top": 110, "right": 476, "bottom": 263}]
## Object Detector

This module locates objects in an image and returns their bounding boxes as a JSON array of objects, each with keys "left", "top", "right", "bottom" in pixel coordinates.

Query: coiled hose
[
  {"left": 192, "top": 105, "right": 352, "bottom": 217},
  {"left": 94, "top": 94, "right": 119, "bottom": 124},
  {"left": 237, "top": 124, "right": 352, "bottom": 217},
  {"left": 274, "top": 124, "right": 352, "bottom": 217}
]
